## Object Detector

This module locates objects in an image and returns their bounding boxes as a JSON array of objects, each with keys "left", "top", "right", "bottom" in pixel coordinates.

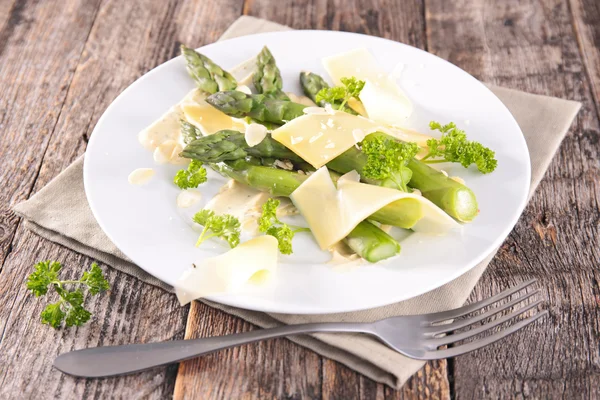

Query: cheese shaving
[{"left": 290, "top": 167, "right": 461, "bottom": 249}]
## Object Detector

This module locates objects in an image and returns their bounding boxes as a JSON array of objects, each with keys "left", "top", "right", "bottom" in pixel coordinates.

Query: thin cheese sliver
[
  {"left": 323, "top": 48, "right": 413, "bottom": 126},
  {"left": 290, "top": 167, "right": 461, "bottom": 250},
  {"left": 271, "top": 111, "right": 383, "bottom": 169},
  {"left": 138, "top": 88, "right": 246, "bottom": 154},
  {"left": 174, "top": 235, "right": 279, "bottom": 305},
  {"left": 323, "top": 48, "right": 386, "bottom": 86},
  {"left": 359, "top": 80, "right": 412, "bottom": 126},
  {"left": 181, "top": 90, "right": 246, "bottom": 136}
]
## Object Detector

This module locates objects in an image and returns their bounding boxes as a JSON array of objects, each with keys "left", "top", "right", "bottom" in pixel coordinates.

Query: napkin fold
[{"left": 13, "top": 16, "right": 581, "bottom": 389}]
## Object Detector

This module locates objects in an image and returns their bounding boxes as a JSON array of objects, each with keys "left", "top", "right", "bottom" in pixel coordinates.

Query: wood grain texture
[
  {"left": 426, "top": 0, "right": 600, "bottom": 398},
  {"left": 570, "top": 0, "right": 600, "bottom": 115},
  {"left": 176, "top": 1, "right": 450, "bottom": 399},
  {"left": 243, "top": 0, "right": 426, "bottom": 49},
  {"left": 174, "top": 302, "right": 322, "bottom": 399},
  {"left": 0, "top": 0, "right": 99, "bottom": 271},
  {"left": 0, "top": 0, "right": 240, "bottom": 398},
  {"left": 0, "top": 0, "right": 598, "bottom": 398}
]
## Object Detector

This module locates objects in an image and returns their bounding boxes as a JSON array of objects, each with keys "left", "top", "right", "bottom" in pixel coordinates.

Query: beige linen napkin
[{"left": 13, "top": 16, "right": 581, "bottom": 389}]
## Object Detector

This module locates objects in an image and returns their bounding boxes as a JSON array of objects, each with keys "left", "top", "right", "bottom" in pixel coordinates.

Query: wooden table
[{"left": 1, "top": 0, "right": 598, "bottom": 398}]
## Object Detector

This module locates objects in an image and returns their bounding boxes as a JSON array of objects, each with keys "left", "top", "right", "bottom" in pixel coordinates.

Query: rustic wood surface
[{"left": 0, "top": 0, "right": 597, "bottom": 399}]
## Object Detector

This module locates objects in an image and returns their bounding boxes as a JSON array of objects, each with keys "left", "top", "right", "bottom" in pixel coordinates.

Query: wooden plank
[
  {"left": 173, "top": 1, "right": 449, "bottom": 399},
  {"left": 425, "top": 0, "right": 600, "bottom": 398},
  {"left": 386, "top": 360, "right": 450, "bottom": 400},
  {"left": 0, "top": 235, "right": 188, "bottom": 399},
  {"left": 0, "top": 0, "right": 100, "bottom": 270},
  {"left": 0, "top": 0, "right": 242, "bottom": 398},
  {"left": 174, "top": 302, "right": 322, "bottom": 399},
  {"left": 570, "top": 0, "right": 600, "bottom": 115},
  {"left": 243, "top": 0, "right": 427, "bottom": 49}
]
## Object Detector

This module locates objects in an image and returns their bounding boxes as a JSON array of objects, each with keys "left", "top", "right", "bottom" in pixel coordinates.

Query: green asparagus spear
[
  {"left": 206, "top": 91, "right": 307, "bottom": 123},
  {"left": 183, "top": 129, "right": 411, "bottom": 187},
  {"left": 180, "top": 45, "right": 237, "bottom": 94},
  {"left": 407, "top": 159, "right": 478, "bottom": 222},
  {"left": 299, "top": 71, "right": 358, "bottom": 115},
  {"left": 344, "top": 220, "right": 401, "bottom": 263},
  {"left": 182, "top": 130, "right": 300, "bottom": 162},
  {"left": 181, "top": 120, "right": 202, "bottom": 144},
  {"left": 253, "top": 47, "right": 289, "bottom": 100},
  {"left": 209, "top": 159, "right": 423, "bottom": 229},
  {"left": 209, "top": 159, "right": 403, "bottom": 262},
  {"left": 299, "top": 72, "right": 329, "bottom": 103},
  {"left": 330, "top": 145, "right": 477, "bottom": 221},
  {"left": 184, "top": 129, "right": 478, "bottom": 222}
]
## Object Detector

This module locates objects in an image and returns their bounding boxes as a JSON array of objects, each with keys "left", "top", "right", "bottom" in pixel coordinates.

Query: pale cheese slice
[
  {"left": 347, "top": 97, "right": 368, "bottom": 117},
  {"left": 272, "top": 111, "right": 383, "bottom": 168},
  {"left": 290, "top": 167, "right": 460, "bottom": 250},
  {"left": 174, "top": 235, "right": 278, "bottom": 305},
  {"left": 228, "top": 56, "right": 257, "bottom": 86},
  {"left": 287, "top": 92, "right": 317, "bottom": 107},
  {"left": 385, "top": 126, "right": 433, "bottom": 147},
  {"left": 322, "top": 48, "right": 413, "bottom": 126},
  {"left": 181, "top": 90, "right": 246, "bottom": 136},
  {"left": 138, "top": 88, "right": 245, "bottom": 158},
  {"left": 359, "top": 80, "right": 412, "bottom": 126},
  {"left": 323, "top": 48, "right": 386, "bottom": 86}
]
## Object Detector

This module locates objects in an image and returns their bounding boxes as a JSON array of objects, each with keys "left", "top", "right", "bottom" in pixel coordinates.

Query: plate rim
[{"left": 84, "top": 29, "right": 531, "bottom": 314}]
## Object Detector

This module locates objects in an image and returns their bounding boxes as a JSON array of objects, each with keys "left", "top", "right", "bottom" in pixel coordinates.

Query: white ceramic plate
[{"left": 84, "top": 30, "right": 530, "bottom": 314}]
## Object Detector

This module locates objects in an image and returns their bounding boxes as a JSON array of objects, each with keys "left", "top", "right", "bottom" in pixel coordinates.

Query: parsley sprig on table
[
  {"left": 193, "top": 209, "right": 241, "bottom": 248},
  {"left": 259, "top": 198, "right": 310, "bottom": 255},
  {"left": 361, "top": 135, "right": 419, "bottom": 192},
  {"left": 174, "top": 160, "right": 207, "bottom": 189},
  {"left": 315, "top": 77, "right": 365, "bottom": 114},
  {"left": 422, "top": 121, "right": 498, "bottom": 173},
  {"left": 26, "top": 261, "right": 110, "bottom": 329}
]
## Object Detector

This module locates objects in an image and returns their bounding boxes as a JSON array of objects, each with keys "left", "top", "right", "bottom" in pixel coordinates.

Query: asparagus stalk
[
  {"left": 206, "top": 91, "right": 307, "bottom": 123},
  {"left": 180, "top": 45, "right": 237, "bottom": 94},
  {"left": 182, "top": 129, "right": 300, "bottom": 162},
  {"left": 299, "top": 71, "right": 329, "bottom": 104},
  {"left": 184, "top": 129, "right": 478, "bottom": 222},
  {"left": 299, "top": 71, "right": 358, "bottom": 115},
  {"left": 407, "top": 159, "right": 478, "bottom": 222},
  {"left": 209, "top": 160, "right": 403, "bottom": 262},
  {"left": 326, "top": 139, "right": 478, "bottom": 221},
  {"left": 180, "top": 120, "right": 202, "bottom": 145},
  {"left": 209, "top": 159, "right": 422, "bottom": 229},
  {"left": 253, "top": 47, "right": 289, "bottom": 100},
  {"left": 344, "top": 220, "right": 401, "bottom": 263}
]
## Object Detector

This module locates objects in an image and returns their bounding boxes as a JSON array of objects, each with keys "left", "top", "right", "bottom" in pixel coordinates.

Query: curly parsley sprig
[
  {"left": 26, "top": 261, "right": 110, "bottom": 329},
  {"left": 422, "top": 121, "right": 498, "bottom": 173},
  {"left": 361, "top": 134, "right": 419, "bottom": 192},
  {"left": 315, "top": 77, "right": 365, "bottom": 114},
  {"left": 259, "top": 198, "right": 309, "bottom": 255},
  {"left": 193, "top": 209, "right": 241, "bottom": 248},
  {"left": 174, "top": 160, "right": 207, "bottom": 189}
]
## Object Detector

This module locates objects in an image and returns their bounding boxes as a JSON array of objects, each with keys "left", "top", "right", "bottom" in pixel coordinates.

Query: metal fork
[{"left": 54, "top": 279, "right": 547, "bottom": 378}]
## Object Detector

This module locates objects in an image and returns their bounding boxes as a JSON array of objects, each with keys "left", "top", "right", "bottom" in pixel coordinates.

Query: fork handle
[{"left": 53, "top": 322, "right": 374, "bottom": 377}]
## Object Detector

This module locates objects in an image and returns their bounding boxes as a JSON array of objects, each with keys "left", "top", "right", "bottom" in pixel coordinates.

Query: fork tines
[{"left": 421, "top": 279, "right": 548, "bottom": 358}]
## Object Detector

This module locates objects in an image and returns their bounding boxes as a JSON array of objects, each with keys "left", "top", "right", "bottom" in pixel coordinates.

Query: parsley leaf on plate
[
  {"left": 422, "top": 121, "right": 498, "bottom": 173},
  {"left": 315, "top": 76, "right": 365, "bottom": 114},
  {"left": 193, "top": 209, "right": 241, "bottom": 248},
  {"left": 361, "top": 134, "right": 419, "bottom": 192},
  {"left": 174, "top": 160, "right": 207, "bottom": 189},
  {"left": 259, "top": 198, "right": 310, "bottom": 255}
]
